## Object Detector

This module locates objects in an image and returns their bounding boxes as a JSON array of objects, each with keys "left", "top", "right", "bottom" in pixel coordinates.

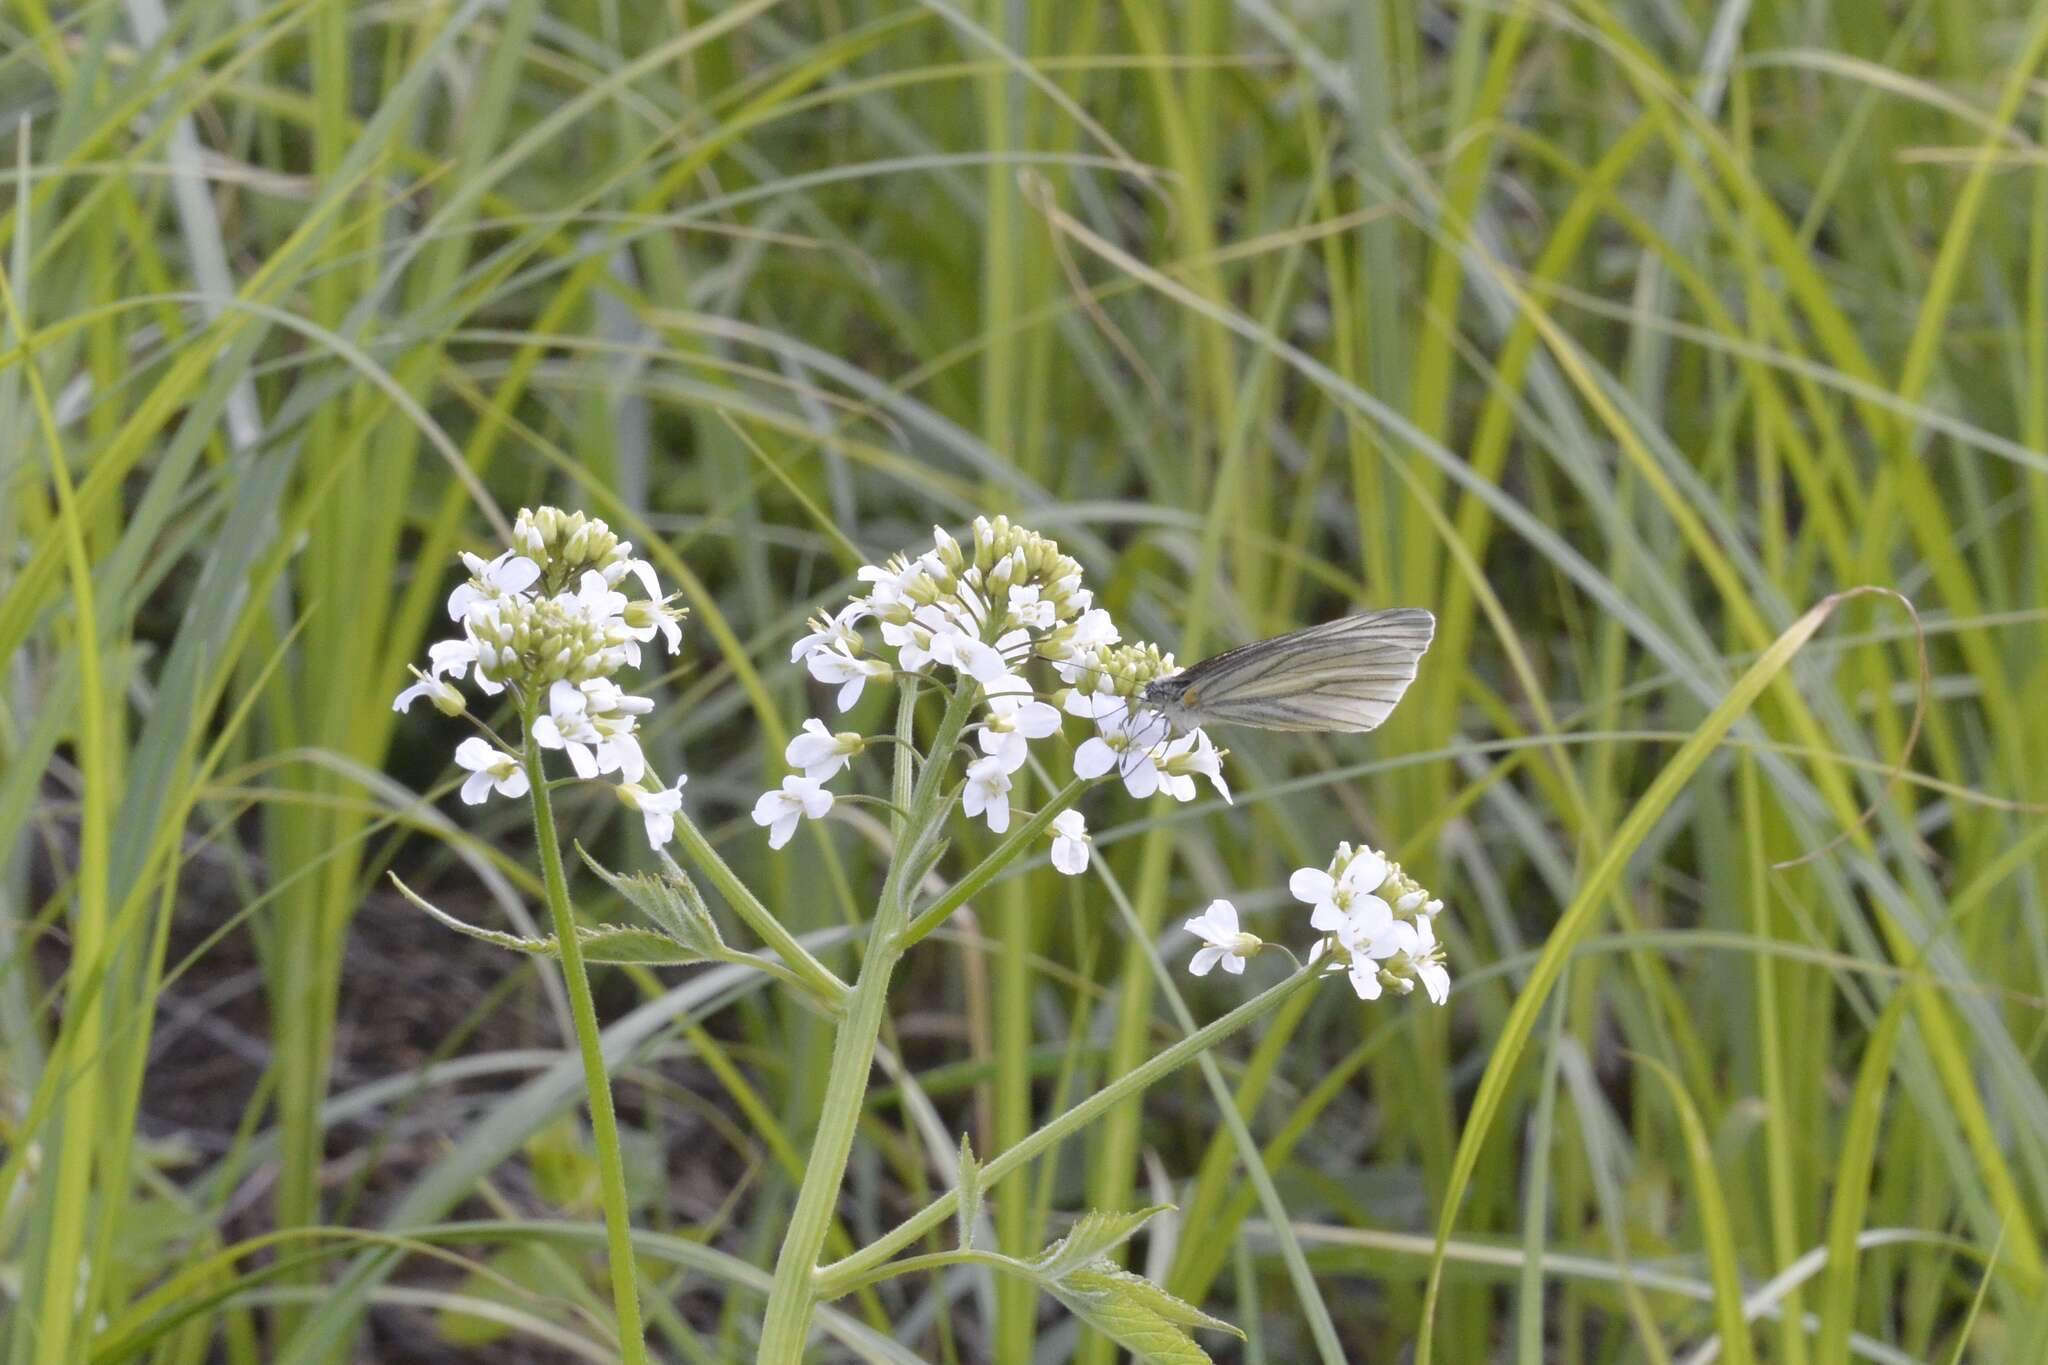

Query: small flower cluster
[
  {"left": 396, "top": 508, "right": 690, "bottom": 847},
  {"left": 1057, "top": 640, "right": 1231, "bottom": 803},
  {"left": 1186, "top": 841, "right": 1449, "bottom": 1004},
  {"left": 765, "top": 517, "right": 1229, "bottom": 867}
]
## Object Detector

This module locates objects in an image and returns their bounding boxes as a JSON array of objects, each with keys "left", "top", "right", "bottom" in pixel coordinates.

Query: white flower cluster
[
  {"left": 396, "top": 507, "right": 690, "bottom": 848},
  {"left": 761, "top": 516, "right": 1229, "bottom": 866},
  {"left": 1058, "top": 640, "right": 1231, "bottom": 804},
  {"left": 1187, "top": 841, "right": 1448, "bottom": 1004}
]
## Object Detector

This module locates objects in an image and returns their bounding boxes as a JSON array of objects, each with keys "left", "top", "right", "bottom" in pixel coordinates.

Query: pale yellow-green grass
[{"left": 3, "top": 1, "right": 2045, "bottom": 1361}]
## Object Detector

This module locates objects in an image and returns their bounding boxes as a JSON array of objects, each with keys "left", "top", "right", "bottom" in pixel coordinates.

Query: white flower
[
  {"left": 617, "top": 777, "right": 686, "bottom": 851},
  {"left": 961, "top": 756, "right": 1013, "bottom": 833},
  {"left": 1412, "top": 934, "right": 1451, "bottom": 1005},
  {"left": 1336, "top": 898, "right": 1410, "bottom": 1000},
  {"left": 1072, "top": 707, "right": 1171, "bottom": 797},
  {"left": 577, "top": 676, "right": 645, "bottom": 716},
  {"left": 1346, "top": 957, "right": 1386, "bottom": 1001},
  {"left": 569, "top": 568, "right": 628, "bottom": 622},
  {"left": 1289, "top": 845, "right": 1391, "bottom": 934},
  {"left": 856, "top": 557, "right": 932, "bottom": 614},
  {"left": 752, "top": 775, "right": 834, "bottom": 849},
  {"left": 786, "top": 719, "right": 863, "bottom": 781},
  {"left": 1046, "top": 608, "right": 1119, "bottom": 670},
  {"left": 931, "top": 630, "right": 1009, "bottom": 684},
  {"left": 1003, "top": 582, "right": 1054, "bottom": 630},
  {"left": 881, "top": 603, "right": 967, "bottom": 673},
  {"left": 532, "top": 678, "right": 647, "bottom": 781},
  {"left": 619, "top": 594, "right": 684, "bottom": 659},
  {"left": 806, "top": 645, "right": 893, "bottom": 712},
  {"left": 453, "top": 736, "right": 529, "bottom": 805},
  {"left": 791, "top": 602, "right": 870, "bottom": 664},
  {"left": 529, "top": 679, "right": 599, "bottom": 776},
  {"left": 1156, "top": 729, "right": 1231, "bottom": 803},
  {"left": 393, "top": 666, "right": 466, "bottom": 716},
  {"left": 1048, "top": 809, "right": 1090, "bottom": 875},
  {"left": 447, "top": 550, "right": 540, "bottom": 620},
  {"left": 606, "top": 556, "right": 661, "bottom": 600},
  {"left": 1185, "top": 899, "right": 1260, "bottom": 976},
  {"left": 1380, "top": 917, "right": 1450, "bottom": 1004},
  {"left": 426, "top": 636, "right": 481, "bottom": 682},
  {"left": 1063, "top": 679, "right": 1124, "bottom": 721},
  {"left": 977, "top": 674, "right": 1062, "bottom": 773}
]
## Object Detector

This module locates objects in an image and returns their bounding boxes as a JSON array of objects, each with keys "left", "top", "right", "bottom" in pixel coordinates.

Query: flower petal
[
  {"left": 453, "top": 736, "right": 497, "bottom": 772},
  {"left": 1342, "top": 847, "right": 1389, "bottom": 894},
  {"left": 1073, "top": 737, "right": 1117, "bottom": 779},
  {"left": 1288, "top": 868, "right": 1335, "bottom": 905}
]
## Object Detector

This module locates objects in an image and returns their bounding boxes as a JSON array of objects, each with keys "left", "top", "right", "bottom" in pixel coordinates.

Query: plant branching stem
[
  {"left": 892, "top": 777, "right": 1090, "bottom": 954},
  {"left": 755, "top": 679, "right": 980, "bottom": 1359},
  {"left": 814, "top": 964, "right": 1317, "bottom": 1298},
  {"left": 667, "top": 803, "right": 850, "bottom": 1010}
]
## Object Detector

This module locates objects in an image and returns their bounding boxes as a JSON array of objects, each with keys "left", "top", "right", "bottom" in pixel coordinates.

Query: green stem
[
  {"left": 666, "top": 803, "right": 850, "bottom": 1009},
  {"left": 893, "top": 777, "right": 1090, "bottom": 954},
  {"left": 757, "top": 679, "right": 978, "bottom": 1360},
  {"left": 815, "top": 964, "right": 1317, "bottom": 1298},
  {"left": 521, "top": 707, "right": 650, "bottom": 1365}
]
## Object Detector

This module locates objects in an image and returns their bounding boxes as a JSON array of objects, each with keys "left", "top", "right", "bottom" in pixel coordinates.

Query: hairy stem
[{"left": 521, "top": 705, "right": 649, "bottom": 1365}]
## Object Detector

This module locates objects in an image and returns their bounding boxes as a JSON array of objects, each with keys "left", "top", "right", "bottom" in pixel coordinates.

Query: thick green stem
[
  {"left": 521, "top": 710, "right": 650, "bottom": 1365},
  {"left": 756, "top": 680, "right": 978, "bottom": 1359}
]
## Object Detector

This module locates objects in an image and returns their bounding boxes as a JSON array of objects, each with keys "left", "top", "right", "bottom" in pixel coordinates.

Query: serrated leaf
[
  {"left": 579, "top": 843, "right": 728, "bottom": 957},
  {"left": 1084, "top": 1264, "right": 1241, "bottom": 1336},
  {"left": 573, "top": 925, "right": 722, "bottom": 963},
  {"left": 1031, "top": 1206, "right": 1171, "bottom": 1283},
  {"left": 1049, "top": 1263, "right": 1238, "bottom": 1365},
  {"left": 956, "top": 1134, "right": 981, "bottom": 1251},
  {"left": 389, "top": 873, "right": 712, "bottom": 964}
]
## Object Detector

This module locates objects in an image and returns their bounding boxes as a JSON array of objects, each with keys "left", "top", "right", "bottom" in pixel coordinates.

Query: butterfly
[{"left": 1137, "top": 608, "right": 1435, "bottom": 734}]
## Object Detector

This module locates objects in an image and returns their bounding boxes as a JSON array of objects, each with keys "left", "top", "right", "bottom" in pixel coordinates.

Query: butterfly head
[{"left": 1137, "top": 675, "right": 1200, "bottom": 736}]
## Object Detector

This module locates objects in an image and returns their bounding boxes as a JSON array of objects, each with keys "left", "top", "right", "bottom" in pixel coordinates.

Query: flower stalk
[
  {"left": 521, "top": 700, "right": 650, "bottom": 1365},
  {"left": 756, "top": 679, "right": 980, "bottom": 1358}
]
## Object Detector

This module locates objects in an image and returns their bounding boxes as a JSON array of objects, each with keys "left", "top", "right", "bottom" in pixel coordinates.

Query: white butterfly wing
[{"left": 1177, "top": 609, "right": 1434, "bottom": 733}]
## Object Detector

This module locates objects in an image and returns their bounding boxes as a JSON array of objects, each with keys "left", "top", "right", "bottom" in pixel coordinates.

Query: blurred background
[{"left": 4, "top": 0, "right": 2046, "bottom": 1360}]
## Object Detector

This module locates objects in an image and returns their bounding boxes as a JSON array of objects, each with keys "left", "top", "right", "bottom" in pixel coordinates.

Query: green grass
[{"left": 4, "top": 0, "right": 2047, "bottom": 1359}]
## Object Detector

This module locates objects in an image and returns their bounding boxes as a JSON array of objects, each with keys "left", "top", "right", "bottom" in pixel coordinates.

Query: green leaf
[
  {"left": 909, "top": 834, "right": 951, "bottom": 893},
  {"left": 578, "top": 843, "right": 728, "bottom": 958},
  {"left": 1031, "top": 1206, "right": 1171, "bottom": 1283},
  {"left": 388, "top": 872, "right": 710, "bottom": 964},
  {"left": 525, "top": 1115, "right": 596, "bottom": 1212},
  {"left": 956, "top": 1134, "right": 981, "bottom": 1251},
  {"left": 1048, "top": 1263, "right": 1240, "bottom": 1364},
  {"left": 435, "top": 1244, "right": 557, "bottom": 1348}
]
